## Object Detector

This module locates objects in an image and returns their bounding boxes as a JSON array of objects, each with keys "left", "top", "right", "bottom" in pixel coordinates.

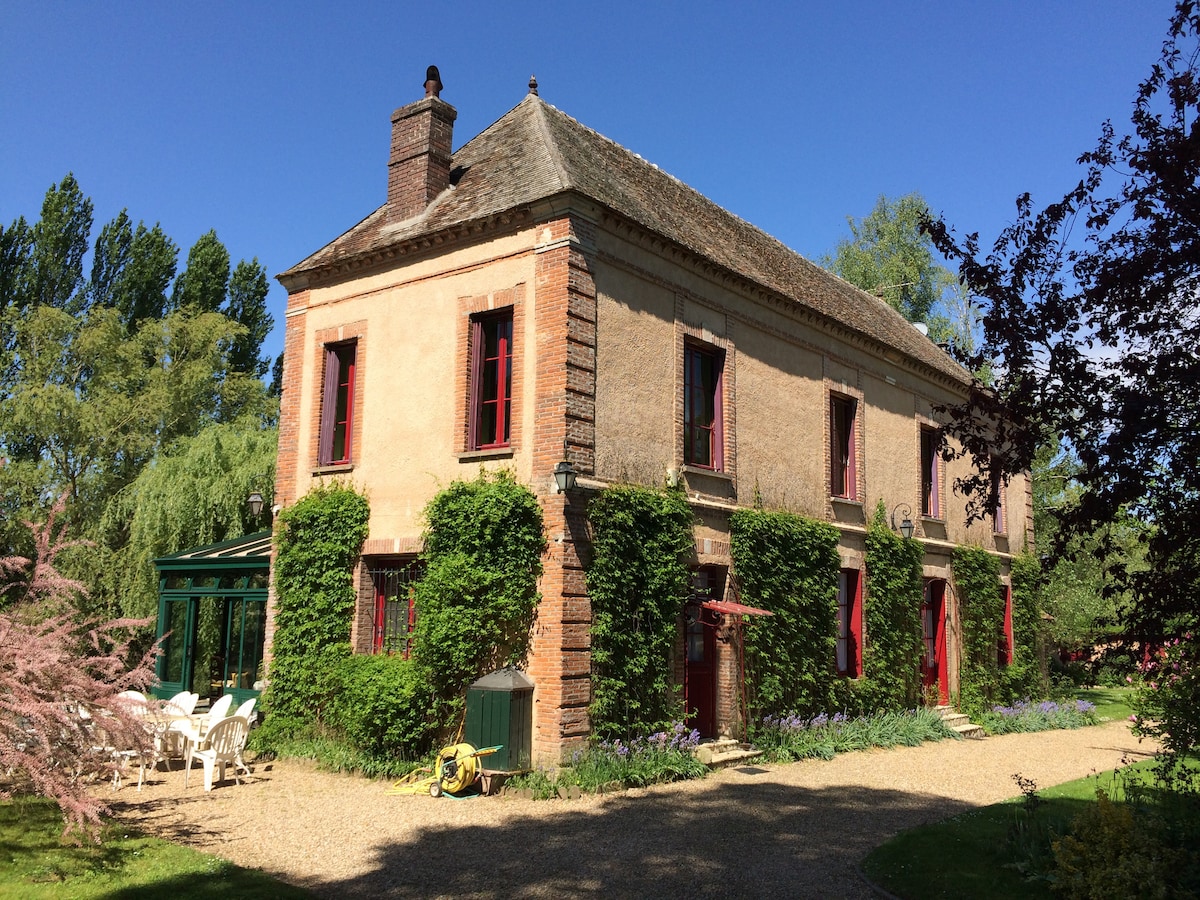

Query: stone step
[
  {"left": 940, "top": 713, "right": 972, "bottom": 729},
  {"left": 693, "top": 739, "right": 761, "bottom": 767},
  {"left": 951, "top": 722, "right": 986, "bottom": 740}
]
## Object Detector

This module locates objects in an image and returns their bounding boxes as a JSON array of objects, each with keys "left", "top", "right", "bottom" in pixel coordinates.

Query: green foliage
[
  {"left": 821, "top": 191, "right": 979, "bottom": 353},
  {"left": 1053, "top": 786, "right": 1199, "bottom": 899},
  {"left": 730, "top": 508, "right": 841, "bottom": 717},
  {"left": 97, "top": 417, "right": 277, "bottom": 618},
  {"left": 954, "top": 545, "right": 1004, "bottom": 714},
  {"left": 1133, "top": 630, "right": 1200, "bottom": 762},
  {"left": 1007, "top": 551, "right": 1048, "bottom": 698},
  {"left": 863, "top": 502, "right": 925, "bottom": 709},
  {"left": 325, "top": 653, "right": 435, "bottom": 762},
  {"left": 978, "top": 698, "right": 1098, "bottom": 735},
  {"left": 752, "top": 708, "right": 956, "bottom": 762},
  {"left": 412, "top": 470, "right": 544, "bottom": 733},
  {"left": 172, "top": 229, "right": 230, "bottom": 313},
  {"left": 264, "top": 484, "right": 370, "bottom": 731},
  {"left": 510, "top": 725, "right": 707, "bottom": 797},
  {"left": 586, "top": 484, "right": 693, "bottom": 738}
]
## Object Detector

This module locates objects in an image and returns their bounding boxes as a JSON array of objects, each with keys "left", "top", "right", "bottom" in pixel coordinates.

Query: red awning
[{"left": 702, "top": 600, "right": 774, "bottom": 617}]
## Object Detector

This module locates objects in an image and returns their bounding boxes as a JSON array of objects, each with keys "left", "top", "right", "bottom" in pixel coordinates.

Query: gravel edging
[{"left": 110, "top": 719, "right": 1156, "bottom": 899}]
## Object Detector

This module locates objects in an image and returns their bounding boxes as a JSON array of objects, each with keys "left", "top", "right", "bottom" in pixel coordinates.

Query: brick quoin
[{"left": 528, "top": 214, "right": 598, "bottom": 765}]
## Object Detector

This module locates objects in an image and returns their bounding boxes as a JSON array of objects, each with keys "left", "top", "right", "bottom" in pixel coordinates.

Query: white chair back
[
  {"left": 233, "top": 698, "right": 256, "bottom": 724},
  {"left": 164, "top": 691, "right": 198, "bottom": 717},
  {"left": 203, "top": 693, "right": 234, "bottom": 729}
]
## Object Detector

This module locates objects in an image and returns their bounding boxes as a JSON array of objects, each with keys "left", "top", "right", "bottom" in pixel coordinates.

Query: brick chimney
[{"left": 387, "top": 65, "right": 457, "bottom": 223}]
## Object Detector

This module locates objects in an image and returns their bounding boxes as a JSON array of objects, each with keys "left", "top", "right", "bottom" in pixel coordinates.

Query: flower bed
[
  {"left": 753, "top": 708, "right": 957, "bottom": 762},
  {"left": 979, "top": 698, "right": 1097, "bottom": 735}
]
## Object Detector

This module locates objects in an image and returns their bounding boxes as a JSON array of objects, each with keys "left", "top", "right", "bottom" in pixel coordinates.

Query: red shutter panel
[
  {"left": 712, "top": 358, "right": 724, "bottom": 471},
  {"left": 318, "top": 346, "right": 340, "bottom": 465},
  {"left": 467, "top": 317, "right": 482, "bottom": 449}
]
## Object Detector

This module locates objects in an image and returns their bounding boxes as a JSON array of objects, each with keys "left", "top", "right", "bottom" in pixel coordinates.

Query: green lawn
[
  {"left": 0, "top": 798, "right": 314, "bottom": 899},
  {"left": 1076, "top": 685, "right": 1135, "bottom": 722},
  {"left": 862, "top": 754, "right": 1195, "bottom": 900}
]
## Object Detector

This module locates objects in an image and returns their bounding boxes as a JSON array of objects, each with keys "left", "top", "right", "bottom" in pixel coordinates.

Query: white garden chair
[{"left": 184, "top": 715, "right": 250, "bottom": 791}]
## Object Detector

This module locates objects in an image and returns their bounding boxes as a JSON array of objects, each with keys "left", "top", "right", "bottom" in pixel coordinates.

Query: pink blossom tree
[{"left": 0, "top": 501, "right": 158, "bottom": 840}]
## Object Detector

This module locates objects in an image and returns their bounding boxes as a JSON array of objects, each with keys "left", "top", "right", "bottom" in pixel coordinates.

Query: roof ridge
[{"left": 529, "top": 96, "right": 572, "bottom": 191}]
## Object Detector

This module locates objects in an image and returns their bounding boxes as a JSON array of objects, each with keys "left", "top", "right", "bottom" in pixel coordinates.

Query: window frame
[
  {"left": 318, "top": 341, "right": 357, "bottom": 467},
  {"left": 468, "top": 310, "right": 514, "bottom": 451},
  {"left": 829, "top": 394, "right": 858, "bottom": 500},
  {"left": 683, "top": 341, "right": 724, "bottom": 471},
  {"left": 998, "top": 584, "right": 1014, "bottom": 666},
  {"left": 368, "top": 558, "right": 424, "bottom": 658},
  {"left": 836, "top": 568, "right": 863, "bottom": 677},
  {"left": 920, "top": 426, "right": 941, "bottom": 519},
  {"left": 992, "top": 465, "right": 1007, "bottom": 535}
]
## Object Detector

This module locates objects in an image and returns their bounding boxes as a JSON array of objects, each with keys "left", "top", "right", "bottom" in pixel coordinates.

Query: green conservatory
[{"left": 152, "top": 531, "right": 271, "bottom": 707}]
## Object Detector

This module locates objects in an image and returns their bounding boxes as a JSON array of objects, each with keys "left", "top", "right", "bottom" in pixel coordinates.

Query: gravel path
[{"left": 109, "top": 719, "right": 1154, "bottom": 899}]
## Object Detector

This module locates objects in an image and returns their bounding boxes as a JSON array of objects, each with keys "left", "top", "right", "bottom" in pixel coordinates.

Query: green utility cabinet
[{"left": 465, "top": 667, "right": 533, "bottom": 772}]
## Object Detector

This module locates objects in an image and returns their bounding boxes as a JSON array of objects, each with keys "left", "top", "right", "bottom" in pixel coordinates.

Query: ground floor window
[
  {"left": 836, "top": 568, "right": 863, "bottom": 677},
  {"left": 368, "top": 558, "right": 423, "bottom": 657}
]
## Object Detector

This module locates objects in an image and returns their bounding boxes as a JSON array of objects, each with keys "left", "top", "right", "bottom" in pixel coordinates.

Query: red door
[
  {"left": 921, "top": 580, "right": 949, "bottom": 705},
  {"left": 684, "top": 602, "right": 717, "bottom": 737}
]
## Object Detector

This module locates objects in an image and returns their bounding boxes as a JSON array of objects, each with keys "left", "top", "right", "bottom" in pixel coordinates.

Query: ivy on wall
[
  {"left": 730, "top": 508, "right": 841, "bottom": 718},
  {"left": 1004, "top": 550, "right": 1047, "bottom": 697},
  {"left": 411, "top": 470, "right": 545, "bottom": 728},
  {"left": 863, "top": 502, "right": 926, "bottom": 710},
  {"left": 264, "top": 483, "right": 370, "bottom": 734},
  {"left": 586, "top": 485, "right": 693, "bottom": 739},
  {"left": 952, "top": 544, "right": 1004, "bottom": 715}
]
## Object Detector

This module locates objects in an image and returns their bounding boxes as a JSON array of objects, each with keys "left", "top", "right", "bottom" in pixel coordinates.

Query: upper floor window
[
  {"left": 684, "top": 342, "right": 723, "bottom": 470},
  {"left": 470, "top": 311, "right": 513, "bottom": 450},
  {"left": 830, "top": 394, "right": 858, "bottom": 499},
  {"left": 319, "top": 341, "right": 356, "bottom": 466},
  {"left": 992, "top": 465, "right": 1007, "bottom": 534},
  {"left": 920, "top": 426, "right": 940, "bottom": 518}
]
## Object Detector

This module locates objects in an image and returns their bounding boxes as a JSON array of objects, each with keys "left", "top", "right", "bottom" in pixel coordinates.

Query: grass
[
  {"left": 0, "top": 797, "right": 315, "bottom": 899},
  {"left": 1075, "top": 685, "right": 1135, "bottom": 722},
  {"left": 861, "top": 756, "right": 1197, "bottom": 900}
]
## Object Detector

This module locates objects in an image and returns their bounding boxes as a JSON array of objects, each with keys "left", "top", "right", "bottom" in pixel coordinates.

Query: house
[{"left": 270, "top": 67, "right": 1029, "bottom": 763}]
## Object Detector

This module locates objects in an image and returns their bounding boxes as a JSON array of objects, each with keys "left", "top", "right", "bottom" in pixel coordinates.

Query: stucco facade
[{"left": 272, "top": 72, "right": 1030, "bottom": 763}]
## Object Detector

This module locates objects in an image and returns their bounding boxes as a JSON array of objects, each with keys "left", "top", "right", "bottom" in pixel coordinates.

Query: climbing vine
[
  {"left": 863, "top": 502, "right": 925, "bottom": 710},
  {"left": 586, "top": 485, "right": 693, "bottom": 739},
  {"left": 1005, "top": 550, "right": 1047, "bottom": 697},
  {"left": 263, "top": 483, "right": 370, "bottom": 735},
  {"left": 952, "top": 545, "right": 1004, "bottom": 715},
  {"left": 730, "top": 508, "right": 841, "bottom": 718},
  {"left": 411, "top": 469, "right": 545, "bottom": 729}
]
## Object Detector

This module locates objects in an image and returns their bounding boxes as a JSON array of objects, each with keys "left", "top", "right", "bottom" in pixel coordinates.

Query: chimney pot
[{"left": 424, "top": 65, "right": 443, "bottom": 98}]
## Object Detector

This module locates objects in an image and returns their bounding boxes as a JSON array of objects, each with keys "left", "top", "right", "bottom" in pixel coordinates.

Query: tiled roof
[{"left": 282, "top": 94, "right": 967, "bottom": 383}]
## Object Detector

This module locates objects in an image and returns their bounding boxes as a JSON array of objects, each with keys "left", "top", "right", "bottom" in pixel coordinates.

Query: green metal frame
[{"left": 153, "top": 532, "right": 271, "bottom": 705}]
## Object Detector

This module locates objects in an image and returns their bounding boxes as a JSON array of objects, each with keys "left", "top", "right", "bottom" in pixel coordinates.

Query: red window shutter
[
  {"left": 850, "top": 569, "right": 863, "bottom": 677},
  {"left": 318, "top": 346, "right": 340, "bottom": 465},
  {"left": 712, "top": 361, "right": 724, "bottom": 471}
]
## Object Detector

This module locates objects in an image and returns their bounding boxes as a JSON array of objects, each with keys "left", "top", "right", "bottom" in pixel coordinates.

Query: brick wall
[
  {"left": 388, "top": 97, "right": 456, "bottom": 223},
  {"left": 527, "top": 214, "right": 597, "bottom": 764}
]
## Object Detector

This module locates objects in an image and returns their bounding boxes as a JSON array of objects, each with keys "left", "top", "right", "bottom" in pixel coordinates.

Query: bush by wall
[
  {"left": 730, "top": 508, "right": 841, "bottom": 718},
  {"left": 586, "top": 485, "right": 693, "bottom": 738},
  {"left": 263, "top": 483, "right": 370, "bottom": 735},
  {"left": 863, "top": 502, "right": 925, "bottom": 710},
  {"left": 1006, "top": 550, "right": 1047, "bottom": 698},
  {"left": 411, "top": 470, "right": 545, "bottom": 733},
  {"left": 952, "top": 544, "right": 1004, "bottom": 715}
]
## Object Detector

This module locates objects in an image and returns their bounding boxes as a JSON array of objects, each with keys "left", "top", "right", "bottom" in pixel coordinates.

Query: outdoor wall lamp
[
  {"left": 891, "top": 503, "right": 915, "bottom": 540},
  {"left": 553, "top": 460, "right": 578, "bottom": 494},
  {"left": 246, "top": 491, "right": 266, "bottom": 518}
]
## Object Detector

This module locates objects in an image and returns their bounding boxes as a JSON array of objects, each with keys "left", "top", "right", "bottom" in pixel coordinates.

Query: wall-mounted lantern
[
  {"left": 891, "top": 503, "right": 915, "bottom": 540},
  {"left": 553, "top": 460, "right": 577, "bottom": 494}
]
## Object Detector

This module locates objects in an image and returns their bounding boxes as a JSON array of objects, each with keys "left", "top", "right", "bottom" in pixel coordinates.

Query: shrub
[
  {"left": 978, "top": 698, "right": 1097, "bottom": 734},
  {"left": 1133, "top": 630, "right": 1200, "bottom": 763},
  {"left": 327, "top": 654, "right": 434, "bottom": 761},
  {"left": 952, "top": 545, "right": 1003, "bottom": 716},
  {"left": 751, "top": 707, "right": 956, "bottom": 762},
  {"left": 1053, "top": 789, "right": 1192, "bottom": 899}
]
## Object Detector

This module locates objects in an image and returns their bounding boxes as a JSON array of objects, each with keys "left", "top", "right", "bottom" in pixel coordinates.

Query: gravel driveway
[{"left": 110, "top": 719, "right": 1154, "bottom": 899}]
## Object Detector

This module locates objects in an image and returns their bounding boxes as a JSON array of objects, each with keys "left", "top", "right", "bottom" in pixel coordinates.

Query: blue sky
[{"left": 1, "top": 2, "right": 1174, "bottom": 363}]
